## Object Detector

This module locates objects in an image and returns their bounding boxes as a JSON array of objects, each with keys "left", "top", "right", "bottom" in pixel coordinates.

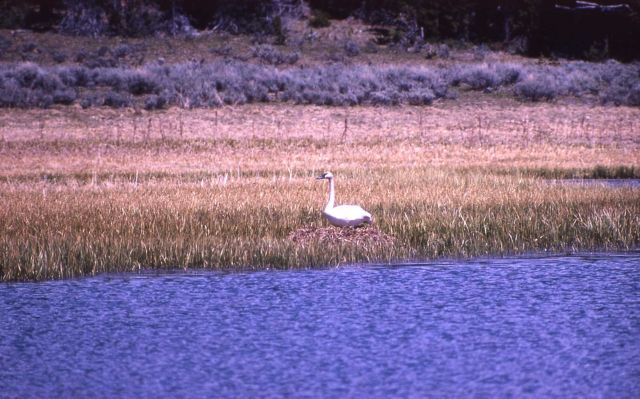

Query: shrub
[
  {"left": 363, "top": 41, "right": 378, "bottom": 54},
  {"left": 327, "top": 51, "right": 345, "bottom": 63},
  {"left": 8, "top": 63, "right": 62, "bottom": 93},
  {"left": 281, "top": 64, "right": 447, "bottom": 107},
  {"left": 600, "top": 85, "right": 627, "bottom": 105},
  {"left": 0, "top": 35, "right": 11, "bottom": 53},
  {"left": 0, "top": 78, "right": 26, "bottom": 107},
  {"left": 153, "top": 62, "right": 224, "bottom": 107},
  {"left": 58, "top": 66, "right": 91, "bottom": 87},
  {"left": 92, "top": 68, "right": 127, "bottom": 90},
  {"left": 423, "top": 44, "right": 438, "bottom": 59},
  {"left": 113, "top": 44, "right": 131, "bottom": 59},
  {"left": 53, "top": 88, "right": 77, "bottom": 105},
  {"left": 495, "top": 64, "right": 521, "bottom": 85},
  {"left": 0, "top": 58, "right": 637, "bottom": 110},
  {"left": 309, "top": 10, "right": 331, "bottom": 28},
  {"left": 369, "top": 91, "right": 395, "bottom": 105},
  {"left": 32, "top": 72, "right": 63, "bottom": 91},
  {"left": 563, "top": 63, "right": 599, "bottom": 96},
  {"left": 126, "top": 72, "right": 159, "bottom": 95},
  {"left": 344, "top": 41, "right": 360, "bottom": 57},
  {"left": 59, "top": 1, "right": 108, "bottom": 37},
  {"left": 144, "top": 94, "right": 167, "bottom": 110},
  {"left": 473, "top": 45, "right": 489, "bottom": 61},
  {"left": 209, "top": 45, "right": 232, "bottom": 57},
  {"left": 97, "top": 46, "right": 110, "bottom": 57},
  {"left": 449, "top": 64, "right": 521, "bottom": 91},
  {"left": 75, "top": 51, "right": 89, "bottom": 63},
  {"left": 80, "top": 96, "right": 97, "bottom": 109},
  {"left": 598, "top": 61, "right": 640, "bottom": 105},
  {"left": 19, "top": 43, "right": 37, "bottom": 53},
  {"left": 12, "top": 63, "right": 41, "bottom": 87},
  {"left": 252, "top": 45, "right": 299, "bottom": 65},
  {"left": 168, "top": 13, "right": 197, "bottom": 37},
  {"left": 437, "top": 44, "right": 450, "bottom": 59},
  {"left": 457, "top": 66, "right": 496, "bottom": 90},
  {"left": 627, "top": 84, "right": 640, "bottom": 106},
  {"left": 407, "top": 89, "right": 435, "bottom": 105},
  {"left": 514, "top": 75, "right": 558, "bottom": 101},
  {"left": 51, "top": 51, "right": 67, "bottom": 63},
  {"left": 83, "top": 56, "right": 117, "bottom": 69},
  {"left": 103, "top": 91, "right": 131, "bottom": 108},
  {"left": 35, "top": 93, "right": 53, "bottom": 108}
]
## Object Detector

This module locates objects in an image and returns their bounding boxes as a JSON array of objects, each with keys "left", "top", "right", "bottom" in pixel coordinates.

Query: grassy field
[{"left": 1, "top": 99, "right": 639, "bottom": 281}]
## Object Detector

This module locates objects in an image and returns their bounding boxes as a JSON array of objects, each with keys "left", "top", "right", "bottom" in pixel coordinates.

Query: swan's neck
[{"left": 325, "top": 178, "right": 335, "bottom": 211}]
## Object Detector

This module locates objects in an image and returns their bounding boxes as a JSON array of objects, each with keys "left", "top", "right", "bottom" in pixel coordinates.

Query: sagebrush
[{"left": 1, "top": 59, "right": 639, "bottom": 109}]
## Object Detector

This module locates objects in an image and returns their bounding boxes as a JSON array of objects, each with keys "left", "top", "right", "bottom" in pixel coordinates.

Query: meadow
[{"left": 1, "top": 100, "right": 638, "bottom": 281}]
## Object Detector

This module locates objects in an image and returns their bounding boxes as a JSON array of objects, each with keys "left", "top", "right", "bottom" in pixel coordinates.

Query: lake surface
[{"left": 1, "top": 252, "right": 639, "bottom": 398}]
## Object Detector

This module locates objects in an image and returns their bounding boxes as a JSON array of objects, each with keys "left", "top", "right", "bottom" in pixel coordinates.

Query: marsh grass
[
  {"left": 1, "top": 169, "right": 638, "bottom": 281},
  {"left": 0, "top": 103, "right": 638, "bottom": 281}
]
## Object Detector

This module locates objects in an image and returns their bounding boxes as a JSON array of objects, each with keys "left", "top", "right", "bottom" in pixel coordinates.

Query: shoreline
[{"left": 6, "top": 248, "right": 640, "bottom": 284}]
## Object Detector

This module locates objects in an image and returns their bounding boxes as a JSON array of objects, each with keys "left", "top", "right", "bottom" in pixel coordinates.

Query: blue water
[{"left": 1, "top": 253, "right": 639, "bottom": 398}]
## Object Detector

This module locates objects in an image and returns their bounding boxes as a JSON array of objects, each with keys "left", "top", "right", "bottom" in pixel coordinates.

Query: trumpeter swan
[{"left": 316, "top": 171, "right": 372, "bottom": 227}]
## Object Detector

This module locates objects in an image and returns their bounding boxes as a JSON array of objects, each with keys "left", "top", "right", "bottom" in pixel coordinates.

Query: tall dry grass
[{"left": 1, "top": 101, "right": 639, "bottom": 281}]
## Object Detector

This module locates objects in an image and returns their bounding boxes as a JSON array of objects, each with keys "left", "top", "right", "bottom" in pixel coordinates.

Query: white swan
[{"left": 316, "top": 171, "right": 372, "bottom": 227}]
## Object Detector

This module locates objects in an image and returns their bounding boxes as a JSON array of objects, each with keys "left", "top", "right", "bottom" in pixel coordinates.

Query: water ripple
[{"left": 1, "top": 252, "right": 639, "bottom": 398}]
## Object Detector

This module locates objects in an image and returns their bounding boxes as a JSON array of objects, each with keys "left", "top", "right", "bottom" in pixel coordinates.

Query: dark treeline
[
  {"left": 314, "top": 0, "right": 640, "bottom": 60},
  {"left": 1, "top": 0, "right": 639, "bottom": 60}
]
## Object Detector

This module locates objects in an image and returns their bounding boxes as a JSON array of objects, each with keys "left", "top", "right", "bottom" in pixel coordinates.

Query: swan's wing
[{"left": 330, "top": 205, "right": 372, "bottom": 221}]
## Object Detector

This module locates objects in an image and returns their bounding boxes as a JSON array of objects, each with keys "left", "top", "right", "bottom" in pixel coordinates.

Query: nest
[{"left": 288, "top": 225, "right": 396, "bottom": 247}]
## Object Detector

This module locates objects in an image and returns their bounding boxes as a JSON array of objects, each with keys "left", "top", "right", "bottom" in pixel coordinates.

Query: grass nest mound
[{"left": 288, "top": 225, "right": 396, "bottom": 247}]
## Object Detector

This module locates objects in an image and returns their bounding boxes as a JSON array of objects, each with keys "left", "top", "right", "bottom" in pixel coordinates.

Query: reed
[{"left": 1, "top": 102, "right": 638, "bottom": 281}]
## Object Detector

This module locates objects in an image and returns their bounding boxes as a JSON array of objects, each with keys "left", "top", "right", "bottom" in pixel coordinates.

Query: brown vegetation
[
  {"left": 289, "top": 226, "right": 396, "bottom": 247},
  {"left": 1, "top": 100, "right": 639, "bottom": 281}
]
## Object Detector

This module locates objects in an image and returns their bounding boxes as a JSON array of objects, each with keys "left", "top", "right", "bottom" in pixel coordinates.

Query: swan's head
[{"left": 316, "top": 171, "right": 333, "bottom": 180}]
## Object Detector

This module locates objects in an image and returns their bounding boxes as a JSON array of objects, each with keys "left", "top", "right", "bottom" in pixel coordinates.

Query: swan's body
[
  {"left": 316, "top": 171, "right": 372, "bottom": 227},
  {"left": 323, "top": 205, "right": 372, "bottom": 227}
]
